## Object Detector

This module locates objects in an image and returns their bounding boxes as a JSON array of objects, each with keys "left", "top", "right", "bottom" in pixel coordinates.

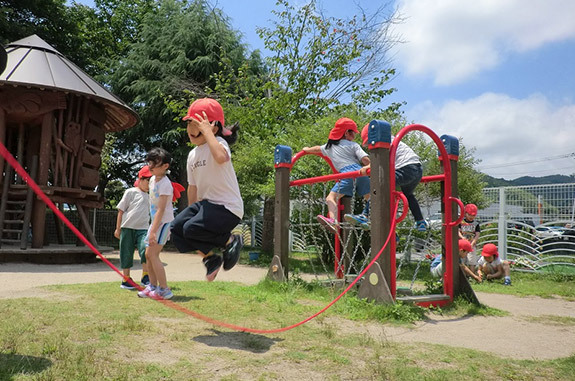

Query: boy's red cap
[
  {"left": 183, "top": 98, "right": 228, "bottom": 135},
  {"left": 361, "top": 123, "right": 369, "bottom": 146},
  {"left": 328, "top": 117, "right": 359, "bottom": 140},
  {"left": 138, "top": 165, "right": 152, "bottom": 179},
  {"left": 481, "top": 243, "right": 499, "bottom": 257},
  {"left": 134, "top": 165, "right": 152, "bottom": 187},
  {"left": 458, "top": 239, "right": 472, "bottom": 252},
  {"left": 464, "top": 203, "right": 478, "bottom": 216}
]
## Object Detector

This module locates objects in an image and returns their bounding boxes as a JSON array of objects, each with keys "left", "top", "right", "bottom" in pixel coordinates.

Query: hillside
[{"left": 482, "top": 174, "right": 575, "bottom": 187}]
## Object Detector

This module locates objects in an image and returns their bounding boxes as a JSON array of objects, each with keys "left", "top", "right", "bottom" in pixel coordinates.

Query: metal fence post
[{"left": 498, "top": 187, "right": 507, "bottom": 260}]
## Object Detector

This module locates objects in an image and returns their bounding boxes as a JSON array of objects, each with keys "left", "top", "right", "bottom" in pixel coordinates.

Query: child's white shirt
[
  {"left": 320, "top": 140, "right": 368, "bottom": 171},
  {"left": 149, "top": 175, "right": 174, "bottom": 224},
  {"left": 392, "top": 136, "right": 420, "bottom": 169},
  {"left": 117, "top": 187, "right": 150, "bottom": 229},
  {"left": 477, "top": 256, "right": 502, "bottom": 269},
  {"left": 186, "top": 137, "right": 244, "bottom": 219}
]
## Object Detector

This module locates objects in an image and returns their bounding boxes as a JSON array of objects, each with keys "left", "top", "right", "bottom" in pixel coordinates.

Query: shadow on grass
[
  {"left": 0, "top": 353, "right": 52, "bottom": 379},
  {"left": 193, "top": 329, "right": 284, "bottom": 353}
]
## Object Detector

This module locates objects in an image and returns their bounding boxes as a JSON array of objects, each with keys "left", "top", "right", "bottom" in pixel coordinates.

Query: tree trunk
[{"left": 261, "top": 196, "right": 275, "bottom": 253}]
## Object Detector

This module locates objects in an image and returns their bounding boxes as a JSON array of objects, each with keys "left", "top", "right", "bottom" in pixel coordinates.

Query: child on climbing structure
[
  {"left": 477, "top": 243, "right": 512, "bottom": 285},
  {"left": 170, "top": 98, "right": 244, "bottom": 282},
  {"left": 430, "top": 239, "right": 482, "bottom": 282},
  {"left": 302, "top": 118, "right": 370, "bottom": 234},
  {"left": 346, "top": 123, "right": 428, "bottom": 231},
  {"left": 114, "top": 165, "right": 151, "bottom": 289},
  {"left": 459, "top": 203, "right": 481, "bottom": 271}
]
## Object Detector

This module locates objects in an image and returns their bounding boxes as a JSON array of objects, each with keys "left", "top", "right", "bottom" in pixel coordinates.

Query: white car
[{"left": 534, "top": 226, "right": 563, "bottom": 239}]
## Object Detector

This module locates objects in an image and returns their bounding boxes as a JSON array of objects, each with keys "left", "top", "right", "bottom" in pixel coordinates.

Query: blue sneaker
[
  {"left": 415, "top": 220, "right": 429, "bottom": 232},
  {"left": 151, "top": 287, "right": 174, "bottom": 300},
  {"left": 503, "top": 277, "right": 512, "bottom": 286},
  {"left": 344, "top": 214, "right": 371, "bottom": 230},
  {"left": 140, "top": 274, "right": 150, "bottom": 286}
]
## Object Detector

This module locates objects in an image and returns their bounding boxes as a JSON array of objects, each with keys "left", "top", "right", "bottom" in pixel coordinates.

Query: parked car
[{"left": 534, "top": 226, "right": 564, "bottom": 240}]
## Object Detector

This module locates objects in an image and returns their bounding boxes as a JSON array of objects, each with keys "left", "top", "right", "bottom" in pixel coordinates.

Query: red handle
[
  {"left": 394, "top": 191, "right": 409, "bottom": 224},
  {"left": 446, "top": 197, "right": 465, "bottom": 227}
]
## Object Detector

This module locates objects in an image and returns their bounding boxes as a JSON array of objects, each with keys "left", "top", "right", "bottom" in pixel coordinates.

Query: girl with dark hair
[{"left": 170, "top": 98, "right": 244, "bottom": 281}]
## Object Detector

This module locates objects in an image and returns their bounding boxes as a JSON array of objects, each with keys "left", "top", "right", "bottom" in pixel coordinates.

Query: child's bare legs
[
  {"left": 146, "top": 243, "right": 167, "bottom": 289},
  {"left": 326, "top": 191, "right": 343, "bottom": 220}
]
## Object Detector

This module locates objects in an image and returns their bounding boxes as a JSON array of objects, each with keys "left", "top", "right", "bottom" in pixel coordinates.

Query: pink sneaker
[
  {"left": 137, "top": 284, "right": 156, "bottom": 298},
  {"left": 317, "top": 215, "right": 337, "bottom": 234}
]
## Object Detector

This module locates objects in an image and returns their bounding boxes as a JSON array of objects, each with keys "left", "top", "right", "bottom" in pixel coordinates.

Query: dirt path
[{"left": 1, "top": 250, "right": 574, "bottom": 360}]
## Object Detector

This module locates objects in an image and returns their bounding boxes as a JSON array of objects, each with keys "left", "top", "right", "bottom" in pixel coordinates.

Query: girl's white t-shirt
[
  {"left": 186, "top": 137, "right": 244, "bottom": 219},
  {"left": 320, "top": 140, "right": 368, "bottom": 171},
  {"left": 149, "top": 175, "right": 174, "bottom": 224},
  {"left": 117, "top": 187, "right": 150, "bottom": 229}
]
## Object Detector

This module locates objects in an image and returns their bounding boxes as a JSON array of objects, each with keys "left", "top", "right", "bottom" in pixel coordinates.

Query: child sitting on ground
[
  {"left": 477, "top": 243, "right": 512, "bottom": 286},
  {"left": 430, "top": 239, "right": 481, "bottom": 282}
]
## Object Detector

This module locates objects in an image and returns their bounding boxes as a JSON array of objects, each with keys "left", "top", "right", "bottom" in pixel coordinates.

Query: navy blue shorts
[{"left": 170, "top": 200, "right": 240, "bottom": 255}]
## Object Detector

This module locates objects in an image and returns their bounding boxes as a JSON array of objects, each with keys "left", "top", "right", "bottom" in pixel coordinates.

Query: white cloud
[
  {"left": 392, "top": 0, "right": 575, "bottom": 85},
  {"left": 410, "top": 93, "right": 575, "bottom": 179}
]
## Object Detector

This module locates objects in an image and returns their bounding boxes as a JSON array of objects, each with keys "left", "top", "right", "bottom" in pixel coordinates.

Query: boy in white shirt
[
  {"left": 114, "top": 166, "right": 151, "bottom": 289},
  {"left": 477, "top": 243, "right": 512, "bottom": 285}
]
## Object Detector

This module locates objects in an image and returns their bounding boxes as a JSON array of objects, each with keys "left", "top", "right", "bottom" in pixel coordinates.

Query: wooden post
[
  {"left": 271, "top": 145, "right": 292, "bottom": 281},
  {"left": 359, "top": 120, "right": 394, "bottom": 303},
  {"left": 441, "top": 135, "right": 479, "bottom": 303},
  {"left": 0, "top": 107, "right": 5, "bottom": 187},
  {"left": 31, "top": 112, "right": 53, "bottom": 248}
]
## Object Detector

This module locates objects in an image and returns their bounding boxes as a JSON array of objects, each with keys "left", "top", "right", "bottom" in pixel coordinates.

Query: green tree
[{"left": 107, "top": 0, "right": 259, "bottom": 198}]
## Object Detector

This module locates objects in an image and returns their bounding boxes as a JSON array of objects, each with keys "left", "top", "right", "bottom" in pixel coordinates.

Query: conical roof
[{"left": 0, "top": 35, "right": 139, "bottom": 132}]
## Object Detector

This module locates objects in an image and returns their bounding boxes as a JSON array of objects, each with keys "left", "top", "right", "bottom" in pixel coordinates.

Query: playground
[{"left": 2, "top": 251, "right": 574, "bottom": 363}]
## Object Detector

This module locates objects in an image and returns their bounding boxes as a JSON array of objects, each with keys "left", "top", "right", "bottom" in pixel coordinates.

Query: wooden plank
[
  {"left": 396, "top": 294, "right": 450, "bottom": 303},
  {"left": 20, "top": 156, "right": 38, "bottom": 249}
]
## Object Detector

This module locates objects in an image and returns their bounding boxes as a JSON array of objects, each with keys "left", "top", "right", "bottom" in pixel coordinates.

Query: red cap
[
  {"left": 361, "top": 123, "right": 369, "bottom": 146},
  {"left": 183, "top": 98, "right": 227, "bottom": 134},
  {"left": 458, "top": 239, "right": 472, "bottom": 252},
  {"left": 328, "top": 118, "right": 359, "bottom": 140},
  {"left": 464, "top": 203, "right": 478, "bottom": 216},
  {"left": 134, "top": 165, "right": 152, "bottom": 187},
  {"left": 481, "top": 243, "right": 499, "bottom": 257}
]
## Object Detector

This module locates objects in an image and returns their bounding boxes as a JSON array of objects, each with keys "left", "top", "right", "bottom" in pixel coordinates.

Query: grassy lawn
[{"left": 1, "top": 268, "right": 575, "bottom": 380}]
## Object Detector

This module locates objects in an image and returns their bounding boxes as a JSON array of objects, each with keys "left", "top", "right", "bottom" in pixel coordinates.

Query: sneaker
[
  {"left": 415, "top": 220, "right": 429, "bottom": 232},
  {"left": 317, "top": 215, "right": 337, "bottom": 234},
  {"left": 120, "top": 277, "right": 136, "bottom": 290},
  {"left": 503, "top": 278, "right": 512, "bottom": 286},
  {"left": 138, "top": 284, "right": 156, "bottom": 298},
  {"left": 344, "top": 214, "right": 371, "bottom": 231},
  {"left": 203, "top": 255, "right": 223, "bottom": 282},
  {"left": 150, "top": 287, "right": 174, "bottom": 300},
  {"left": 140, "top": 274, "right": 150, "bottom": 287},
  {"left": 223, "top": 234, "right": 243, "bottom": 271}
]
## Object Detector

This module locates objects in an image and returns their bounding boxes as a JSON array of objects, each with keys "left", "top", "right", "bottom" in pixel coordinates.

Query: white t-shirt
[
  {"left": 392, "top": 136, "right": 420, "bottom": 169},
  {"left": 149, "top": 175, "right": 174, "bottom": 224},
  {"left": 117, "top": 187, "right": 150, "bottom": 230},
  {"left": 187, "top": 137, "right": 244, "bottom": 219},
  {"left": 477, "top": 256, "right": 502, "bottom": 270},
  {"left": 320, "top": 140, "right": 368, "bottom": 171}
]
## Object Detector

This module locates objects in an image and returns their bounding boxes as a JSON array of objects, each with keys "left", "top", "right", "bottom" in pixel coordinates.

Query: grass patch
[{"left": 1, "top": 274, "right": 574, "bottom": 380}]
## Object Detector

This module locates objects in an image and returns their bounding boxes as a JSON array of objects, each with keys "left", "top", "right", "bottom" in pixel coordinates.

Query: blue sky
[{"left": 73, "top": 0, "right": 575, "bottom": 180}]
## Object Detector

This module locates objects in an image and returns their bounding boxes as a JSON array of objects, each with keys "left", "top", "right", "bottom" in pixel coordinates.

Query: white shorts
[
  {"left": 467, "top": 251, "right": 479, "bottom": 266},
  {"left": 145, "top": 222, "right": 171, "bottom": 246}
]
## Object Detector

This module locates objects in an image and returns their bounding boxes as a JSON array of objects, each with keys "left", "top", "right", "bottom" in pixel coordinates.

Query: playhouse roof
[{"left": 0, "top": 35, "right": 139, "bottom": 132}]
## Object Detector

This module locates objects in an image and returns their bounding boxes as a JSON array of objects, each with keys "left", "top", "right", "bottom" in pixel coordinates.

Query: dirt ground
[{"left": 1, "top": 250, "right": 574, "bottom": 360}]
